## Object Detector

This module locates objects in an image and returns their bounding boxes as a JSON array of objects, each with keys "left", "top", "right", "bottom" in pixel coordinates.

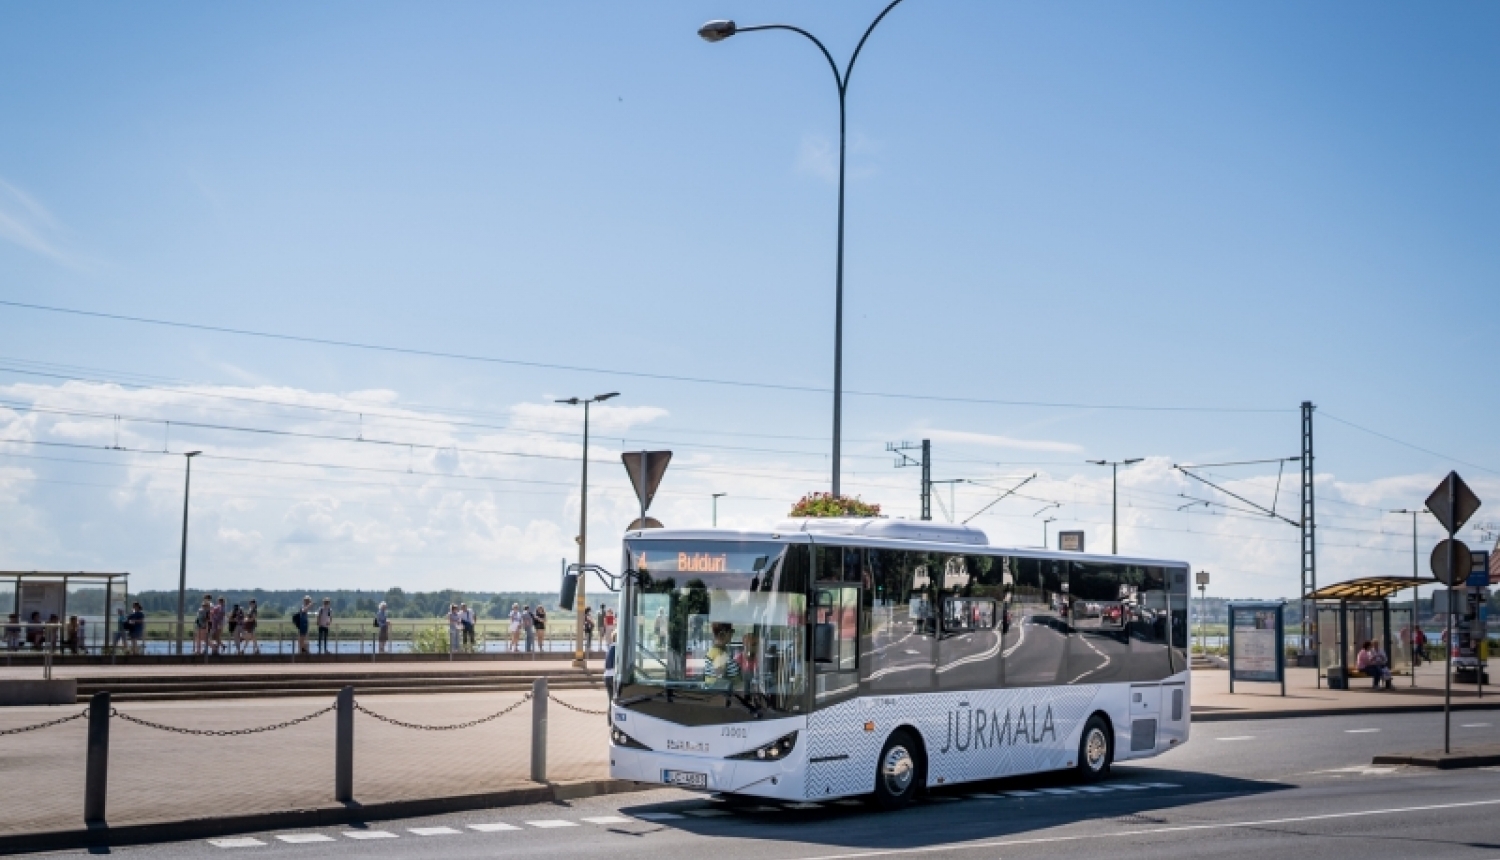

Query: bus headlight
[
  {"left": 729, "top": 731, "right": 798, "bottom": 761},
  {"left": 611, "top": 727, "right": 651, "bottom": 750}
]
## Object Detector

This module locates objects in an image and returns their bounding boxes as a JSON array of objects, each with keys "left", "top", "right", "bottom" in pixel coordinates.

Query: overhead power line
[{"left": 0, "top": 299, "right": 1291, "bottom": 413}]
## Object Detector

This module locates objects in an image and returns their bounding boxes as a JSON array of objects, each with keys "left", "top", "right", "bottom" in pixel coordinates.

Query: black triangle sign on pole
[
  {"left": 622, "top": 451, "right": 672, "bottom": 513},
  {"left": 1425, "top": 470, "right": 1482, "bottom": 537}
]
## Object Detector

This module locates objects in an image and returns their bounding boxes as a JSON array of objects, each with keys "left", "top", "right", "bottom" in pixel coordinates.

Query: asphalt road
[{"left": 37, "top": 708, "right": 1500, "bottom": 860}]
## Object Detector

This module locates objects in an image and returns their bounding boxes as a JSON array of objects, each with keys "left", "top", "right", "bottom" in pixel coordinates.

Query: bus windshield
[{"left": 621, "top": 540, "right": 807, "bottom": 713}]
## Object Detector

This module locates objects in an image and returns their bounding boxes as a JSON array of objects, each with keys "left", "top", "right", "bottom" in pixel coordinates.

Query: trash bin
[{"left": 1326, "top": 666, "right": 1348, "bottom": 690}]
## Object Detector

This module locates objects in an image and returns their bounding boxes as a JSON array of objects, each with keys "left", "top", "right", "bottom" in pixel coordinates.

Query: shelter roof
[{"left": 1306, "top": 576, "right": 1438, "bottom": 600}]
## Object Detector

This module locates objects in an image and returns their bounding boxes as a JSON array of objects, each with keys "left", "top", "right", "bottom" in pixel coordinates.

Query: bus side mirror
[{"left": 813, "top": 623, "right": 835, "bottom": 663}]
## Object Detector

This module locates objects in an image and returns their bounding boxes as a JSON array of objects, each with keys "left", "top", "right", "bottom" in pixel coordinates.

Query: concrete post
[
  {"left": 84, "top": 691, "right": 110, "bottom": 826},
  {"left": 335, "top": 686, "right": 354, "bottom": 802},
  {"left": 531, "top": 677, "right": 548, "bottom": 783}
]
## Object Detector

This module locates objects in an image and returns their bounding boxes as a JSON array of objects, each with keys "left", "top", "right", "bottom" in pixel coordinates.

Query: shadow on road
[{"left": 617, "top": 764, "right": 1290, "bottom": 850}]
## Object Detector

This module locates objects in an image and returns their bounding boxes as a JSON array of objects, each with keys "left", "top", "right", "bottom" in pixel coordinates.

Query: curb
[
  {"left": 0, "top": 779, "right": 650, "bottom": 855},
  {"left": 1372, "top": 746, "right": 1500, "bottom": 769},
  {"left": 1193, "top": 702, "right": 1500, "bottom": 722}
]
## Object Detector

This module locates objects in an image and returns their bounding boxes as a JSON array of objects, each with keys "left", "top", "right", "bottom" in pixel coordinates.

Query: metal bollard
[
  {"left": 335, "top": 686, "right": 354, "bottom": 803},
  {"left": 84, "top": 691, "right": 110, "bottom": 826},
  {"left": 530, "top": 677, "right": 548, "bottom": 783}
]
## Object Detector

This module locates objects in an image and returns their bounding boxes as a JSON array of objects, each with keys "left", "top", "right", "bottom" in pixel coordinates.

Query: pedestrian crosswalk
[{"left": 204, "top": 781, "right": 1189, "bottom": 848}]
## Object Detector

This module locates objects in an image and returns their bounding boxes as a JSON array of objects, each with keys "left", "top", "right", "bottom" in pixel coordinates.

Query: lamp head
[
  {"left": 594, "top": 392, "right": 620, "bottom": 403},
  {"left": 184, "top": 451, "right": 202, "bottom": 458},
  {"left": 1124, "top": 458, "right": 1144, "bottom": 465},
  {"left": 1087, "top": 459, "right": 1106, "bottom": 466},
  {"left": 698, "top": 19, "right": 737, "bottom": 42},
  {"left": 555, "top": 397, "right": 580, "bottom": 405}
]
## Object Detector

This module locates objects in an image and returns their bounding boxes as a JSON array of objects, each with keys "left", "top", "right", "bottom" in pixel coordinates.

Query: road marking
[
  {"left": 1345, "top": 728, "right": 1380, "bottom": 733},
  {"left": 1216, "top": 736, "right": 1254, "bottom": 741},
  {"left": 633, "top": 812, "right": 684, "bottom": 820},
  {"left": 208, "top": 838, "right": 265, "bottom": 848},
  {"left": 582, "top": 816, "right": 633, "bottom": 825},
  {"left": 409, "top": 827, "right": 462, "bottom": 836},
  {"left": 342, "top": 831, "right": 398, "bottom": 840},
  {"left": 525, "top": 820, "right": 579, "bottom": 828},
  {"left": 275, "top": 834, "right": 334, "bottom": 843},
  {"left": 776, "top": 797, "right": 1500, "bottom": 860},
  {"left": 468, "top": 823, "right": 521, "bottom": 832},
  {"left": 1462, "top": 723, "right": 1492, "bottom": 728}
]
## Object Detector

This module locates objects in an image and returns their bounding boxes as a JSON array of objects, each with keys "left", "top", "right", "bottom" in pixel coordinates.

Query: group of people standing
[
  {"left": 192, "top": 595, "right": 263, "bottom": 655},
  {"left": 447, "top": 602, "right": 485, "bottom": 652},
  {"left": 581, "top": 603, "right": 615, "bottom": 654},
  {"left": 506, "top": 602, "right": 547, "bottom": 652}
]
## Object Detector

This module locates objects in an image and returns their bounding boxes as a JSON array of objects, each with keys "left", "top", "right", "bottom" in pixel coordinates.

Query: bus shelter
[
  {"left": 1306, "top": 575, "right": 1435, "bottom": 689},
  {"left": 2, "top": 572, "right": 130, "bottom": 651}
]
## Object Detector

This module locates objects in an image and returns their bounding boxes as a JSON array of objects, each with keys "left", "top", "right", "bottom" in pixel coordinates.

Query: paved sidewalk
[
  {"left": 1191, "top": 663, "right": 1497, "bottom": 719},
  {"left": 0, "top": 688, "right": 609, "bottom": 838},
  {"left": 0, "top": 657, "right": 592, "bottom": 681}
]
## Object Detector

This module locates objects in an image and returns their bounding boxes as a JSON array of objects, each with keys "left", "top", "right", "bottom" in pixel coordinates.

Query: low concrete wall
[{"left": 0, "top": 679, "right": 78, "bottom": 706}]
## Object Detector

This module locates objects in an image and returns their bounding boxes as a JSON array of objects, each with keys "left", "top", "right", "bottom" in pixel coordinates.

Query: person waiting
[{"left": 1356, "top": 641, "right": 1393, "bottom": 689}]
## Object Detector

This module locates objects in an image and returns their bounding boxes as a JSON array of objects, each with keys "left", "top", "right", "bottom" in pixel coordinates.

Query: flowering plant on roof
[{"left": 788, "top": 492, "right": 881, "bottom": 518}]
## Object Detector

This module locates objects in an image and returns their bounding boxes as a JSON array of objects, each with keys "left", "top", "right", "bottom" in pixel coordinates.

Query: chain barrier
[
  {"left": 111, "top": 703, "right": 336, "bottom": 737},
  {"left": 0, "top": 708, "right": 89, "bottom": 736},
  {"left": 353, "top": 693, "right": 532, "bottom": 731},
  {"left": 548, "top": 693, "right": 608, "bottom": 716}
]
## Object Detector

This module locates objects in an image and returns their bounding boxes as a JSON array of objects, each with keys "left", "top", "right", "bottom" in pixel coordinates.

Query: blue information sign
[{"left": 1228, "top": 602, "right": 1286, "bottom": 696}]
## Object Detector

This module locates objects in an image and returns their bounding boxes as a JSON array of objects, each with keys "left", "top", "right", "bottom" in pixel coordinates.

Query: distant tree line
[{"left": 128, "top": 588, "right": 570, "bottom": 619}]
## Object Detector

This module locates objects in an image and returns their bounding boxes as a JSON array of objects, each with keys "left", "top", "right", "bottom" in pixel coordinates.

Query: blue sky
[{"left": 0, "top": 1, "right": 1496, "bottom": 599}]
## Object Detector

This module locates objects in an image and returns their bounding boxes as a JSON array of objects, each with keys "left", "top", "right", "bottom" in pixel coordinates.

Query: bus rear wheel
[
  {"left": 872, "top": 729, "right": 922, "bottom": 809},
  {"left": 1075, "top": 715, "right": 1112, "bottom": 782}
]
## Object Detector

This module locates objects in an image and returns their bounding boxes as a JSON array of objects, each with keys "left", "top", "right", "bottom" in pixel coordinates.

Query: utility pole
[
  {"left": 1301, "top": 401, "right": 1316, "bottom": 662},
  {"left": 1088, "top": 458, "right": 1143, "bottom": 554},
  {"left": 712, "top": 493, "right": 726, "bottom": 527},
  {"left": 888, "top": 440, "right": 931, "bottom": 520},
  {"left": 174, "top": 451, "right": 201, "bottom": 655},
  {"left": 557, "top": 393, "right": 619, "bottom": 668}
]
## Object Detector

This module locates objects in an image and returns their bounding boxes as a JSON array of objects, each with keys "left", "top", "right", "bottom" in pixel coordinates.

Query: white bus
[{"left": 608, "top": 518, "right": 1191, "bottom": 808}]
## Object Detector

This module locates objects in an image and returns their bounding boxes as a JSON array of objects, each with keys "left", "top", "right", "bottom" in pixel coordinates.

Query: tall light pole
[
  {"left": 699, "top": 0, "right": 907, "bottom": 498},
  {"left": 712, "top": 493, "right": 727, "bottom": 527},
  {"left": 174, "top": 451, "right": 201, "bottom": 655},
  {"left": 1042, "top": 517, "right": 1057, "bottom": 549},
  {"left": 1390, "top": 507, "right": 1426, "bottom": 687},
  {"left": 1088, "top": 458, "right": 1143, "bottom": 554},
  {"left": 557, "top": 393, "right": 619, "bottom": 668}
]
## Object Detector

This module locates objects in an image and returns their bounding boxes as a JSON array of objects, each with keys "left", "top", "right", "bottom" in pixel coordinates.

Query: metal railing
[{"left": 3, "top": 618, "right": 618, "bottom": 663}]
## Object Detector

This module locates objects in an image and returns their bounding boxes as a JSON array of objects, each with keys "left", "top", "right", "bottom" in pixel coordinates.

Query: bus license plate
[{"left": 662, "top": 769, "right": 708, "bottom": 789}]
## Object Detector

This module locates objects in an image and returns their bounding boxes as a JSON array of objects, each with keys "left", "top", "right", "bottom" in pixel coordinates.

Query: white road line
[
  {"left": 207, "top": 838, "right": 265, "bottom": 848},
  {"left": 525, "top": 820, "right": 579, "bottom": 828},
  {"left": 342, "top": 831, "right": 398, "bottom": 840},
  {"left": 779, "top": 797, "right": 1500, "bottom": 860},
  {"left": 408, "top": 827, "right": 462, "bottom": 836},
  {"left": 582, "top": 816, "right": 633, "bottom": 825},
  {"left": 275, "top": 834, "right": 334, "bottom": 844},
  {"left": 1345, "top": 728, "right": 1380, "bottom": 733},
  {"left": 468, "top": 823, "right": 521, "bottom": 832},
  {"left": 633, "top": 812, "right": 685, "bottom": 820},
  {"left": 1216, "top": 736, "right": 1255, "bottom": 741},
  {"left": 1462, "top": 723, "right": 1493, "bottom": 728}
]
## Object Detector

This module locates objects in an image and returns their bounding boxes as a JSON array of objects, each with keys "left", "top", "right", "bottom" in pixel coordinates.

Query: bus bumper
[{"left": 610, "top": 748, "right": 807, "bottom": 800}]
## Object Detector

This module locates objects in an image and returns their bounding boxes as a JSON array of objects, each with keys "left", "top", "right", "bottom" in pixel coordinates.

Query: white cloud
[{"left": 924, "top": 427, "right": 1084, "bottom": 454}]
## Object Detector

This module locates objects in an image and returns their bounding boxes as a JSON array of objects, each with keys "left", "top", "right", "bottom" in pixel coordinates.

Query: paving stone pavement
[{"left": 0, "top": 690, "right": 608, "bottom": 837}]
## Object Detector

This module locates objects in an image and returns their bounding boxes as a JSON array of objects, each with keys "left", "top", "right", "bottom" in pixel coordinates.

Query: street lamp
[
  {"left": 174, "top": 451, "right": 201, "bottom": 655},
  {"left": 1041, "top": 517, "right": 1057, "bottom": 548},
  {"left": 712, "top": 493, "right": 727, "bottom": 527},
  {"left": 698, "top": 0, "right": 907, "bottom": 498},
  {"left": 1087, "top": 458, "right": 1143, "bottom": 554},
  {"left": 557, "top": 392, "right": 619, "bottom": 668},
  {"left": 1390, "top": 507, "right": 1427, "bottom": 687}
]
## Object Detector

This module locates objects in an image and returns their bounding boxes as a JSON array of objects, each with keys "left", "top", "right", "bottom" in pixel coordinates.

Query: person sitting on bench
[{"left": 1355, "top": 640, "right": 1393, "bottom": 689}]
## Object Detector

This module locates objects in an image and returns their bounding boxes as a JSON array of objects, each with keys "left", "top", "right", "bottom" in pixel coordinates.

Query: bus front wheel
[
  {"left": 872, "top": 729, "right": 922, "bottom": 809},
  {"left": 1075, "top": 715, "right": 1112, "bottom": 782}
]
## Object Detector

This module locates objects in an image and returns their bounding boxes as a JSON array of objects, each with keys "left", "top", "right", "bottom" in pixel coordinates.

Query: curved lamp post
[
  {"left": 699, "top": 0, "right": 907, "bottom": 497},
  {"left": 557, "top": 392, "right": 619, "bottom": 668}
]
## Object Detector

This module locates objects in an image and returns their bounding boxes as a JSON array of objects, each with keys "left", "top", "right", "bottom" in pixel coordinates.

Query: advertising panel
[{"left": 1229, "top": 602, "right": 1285, "bottom": 694}]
